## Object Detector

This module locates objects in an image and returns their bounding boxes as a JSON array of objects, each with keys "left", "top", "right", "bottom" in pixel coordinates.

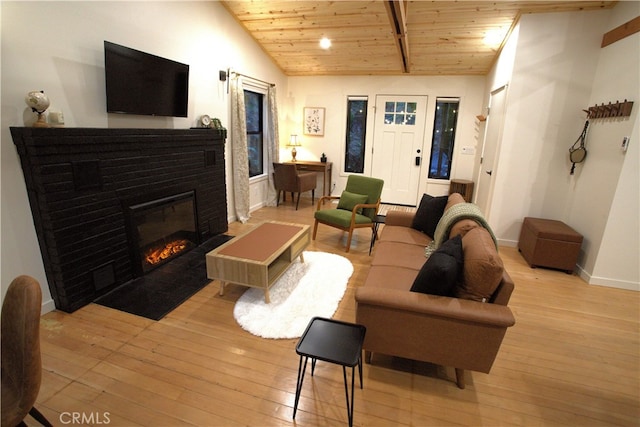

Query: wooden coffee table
[{"left": 206, "top": 221, "right": 310, "bottom": 303}]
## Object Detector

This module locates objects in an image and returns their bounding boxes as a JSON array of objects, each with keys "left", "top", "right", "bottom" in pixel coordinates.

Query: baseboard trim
[
  {"left": 226, "top": 201, "right": 265, "bottom": 225},
  {"left": 41, "top": 298, "right": 56, "bottom": 314},
  {"left": 589, "top": 276, "right": 639, "bottom": 291},
  {"left": 497, "top": 238, "right": 518, "bottom": 248},
  {"left": 577, "top": 265, "right": 639, "bottom": 291},
  {"left": 250, "top": 201, "right": 266, "bottom": 212}
]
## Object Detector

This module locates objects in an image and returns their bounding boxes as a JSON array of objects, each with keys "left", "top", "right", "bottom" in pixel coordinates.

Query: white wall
[
  {"left": 486, "top": 4, "right": 639, "bottom": 290},
  {"left": 284, "top": 75, "right": 485, "bottom": 198},
  {"left": 1, "top": 1, "right": 286, "bottom": 311},
  {"left": 479, "top": 23, "right": 520, "bottom": 184},
  {"left": 489, "top": 10, "right": 609, "bottom": 243},
  {"left": 573, "top": 1, "right": 639, "bottom": 290}
]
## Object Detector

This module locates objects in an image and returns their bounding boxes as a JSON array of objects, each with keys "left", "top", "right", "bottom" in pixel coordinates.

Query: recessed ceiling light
[
  {"left": 319, "top": 37, "right": 332, "bottom": 49},
  {"left": 483, "top": 28, "right": 508, "bottom": 47}
]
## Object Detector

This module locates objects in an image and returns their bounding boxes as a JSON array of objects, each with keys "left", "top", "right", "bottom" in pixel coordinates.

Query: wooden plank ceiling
[{"left": 221, "top": 1, "right": 616, "bottom": 76}]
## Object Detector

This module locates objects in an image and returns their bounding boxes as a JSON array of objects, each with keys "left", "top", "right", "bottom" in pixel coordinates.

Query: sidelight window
[
  {"left": 428, "top": 98, "right": 460, "bottom": 180},
  {"left": 344, "top": 96, "right": 368, "bottom": 173}
]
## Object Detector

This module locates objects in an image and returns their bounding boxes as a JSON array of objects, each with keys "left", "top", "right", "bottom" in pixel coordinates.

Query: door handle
[
  {"left": 485, "top": 170, "right": 492, "bottom": 176},
  {"left": 415, "top": 156, "right": 421, "bottom": 166}
]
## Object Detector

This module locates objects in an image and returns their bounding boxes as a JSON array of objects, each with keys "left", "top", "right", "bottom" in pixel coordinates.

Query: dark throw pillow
[
  {"left": 410, "top": 235, "right": 463, "bottom": 296},
  {"left": 411, "top": 193, "right": 448, "bottom": 238}
]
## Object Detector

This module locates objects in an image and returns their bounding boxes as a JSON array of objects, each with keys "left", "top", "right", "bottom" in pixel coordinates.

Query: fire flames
[{"left": 144, "top": 239, "right": 190, "bottom": 266}]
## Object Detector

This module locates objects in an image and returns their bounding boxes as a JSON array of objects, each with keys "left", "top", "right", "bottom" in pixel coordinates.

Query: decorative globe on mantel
[{"left": 25, "top": 90, "right": 50, "bottom": 128}]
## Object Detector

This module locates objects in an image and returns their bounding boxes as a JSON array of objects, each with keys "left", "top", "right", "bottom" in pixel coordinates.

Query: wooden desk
[{"left": 285, "top": 161, "right": 332, "bottom": 197}]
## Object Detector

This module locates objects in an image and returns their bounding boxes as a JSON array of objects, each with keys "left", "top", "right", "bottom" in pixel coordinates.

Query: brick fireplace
[{"left": 10, "top": 127, "right": 228, "bottom": 312}]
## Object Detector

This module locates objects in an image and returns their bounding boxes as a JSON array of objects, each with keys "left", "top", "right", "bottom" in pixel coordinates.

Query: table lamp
[{"left": 287, "top": 134, "right": 301, "bottom": 162}]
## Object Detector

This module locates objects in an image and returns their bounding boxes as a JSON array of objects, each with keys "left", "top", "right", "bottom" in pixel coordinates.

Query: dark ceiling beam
[{"left": 385, "top": 0, "right": 410, "bottom": 73}]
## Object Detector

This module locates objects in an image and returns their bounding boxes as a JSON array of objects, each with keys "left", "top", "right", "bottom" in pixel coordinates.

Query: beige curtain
[
  {"left": 266, "top": 85, "right": 280, "bottom": 207},
  {"left": 230, "top": 77, "right": 250, "bottom": 223}
]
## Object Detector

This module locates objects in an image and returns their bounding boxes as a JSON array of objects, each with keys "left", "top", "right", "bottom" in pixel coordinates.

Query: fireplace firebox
[{"left": 127, "top": 191, "right": 199, "bottom": 275}]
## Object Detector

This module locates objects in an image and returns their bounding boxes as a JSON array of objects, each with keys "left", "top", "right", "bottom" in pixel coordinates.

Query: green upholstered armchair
[{"left": 313, "top": 175, "right": 384, "bottom": 252}]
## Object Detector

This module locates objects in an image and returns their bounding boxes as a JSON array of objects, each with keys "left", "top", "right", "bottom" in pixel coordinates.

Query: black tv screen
[{"left": 104, "top": 41, "right": 189, "bottom": 117}]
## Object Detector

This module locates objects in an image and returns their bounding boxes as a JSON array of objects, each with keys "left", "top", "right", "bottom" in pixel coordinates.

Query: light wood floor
[{"left": 33, "top": 197, "right": 639, "bottom": 426}]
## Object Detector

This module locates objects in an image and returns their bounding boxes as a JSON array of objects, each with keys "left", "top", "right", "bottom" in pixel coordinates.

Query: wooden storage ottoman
[{"left": 518, "top": 217, "right": 583, "bottom": 274}]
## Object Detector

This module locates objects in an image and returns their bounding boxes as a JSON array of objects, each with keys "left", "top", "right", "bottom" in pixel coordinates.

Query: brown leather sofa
[{"left": 355, "top": 193, "right": 516, "bottom": 388}]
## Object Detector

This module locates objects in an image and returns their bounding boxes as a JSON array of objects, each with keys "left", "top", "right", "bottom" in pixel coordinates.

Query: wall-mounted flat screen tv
[{"left": 104, "top": 41, "right": 189, "bottom": 117}]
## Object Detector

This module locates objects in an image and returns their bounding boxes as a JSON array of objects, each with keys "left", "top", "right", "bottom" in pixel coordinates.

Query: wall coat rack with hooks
[{"left": 583, "top": 99, "right": 634, "bottom": 119}]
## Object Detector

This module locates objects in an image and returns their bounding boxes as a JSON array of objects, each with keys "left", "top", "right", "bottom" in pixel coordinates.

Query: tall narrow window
[
  {"left": 344, "top": 96, "right": 368, "bottom": 173},
  {"left": 428, "top": 98, "right": 460, "bottom": 179},
  {"left": 244, "top": 90, "right": 264, "bottom": 178}
]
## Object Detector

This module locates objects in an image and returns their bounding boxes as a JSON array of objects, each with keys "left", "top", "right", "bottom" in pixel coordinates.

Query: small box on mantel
[{"left": 518, "top": 217, "right": 583, "bottom": 274}]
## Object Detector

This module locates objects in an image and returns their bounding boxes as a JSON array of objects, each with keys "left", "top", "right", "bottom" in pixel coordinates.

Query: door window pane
[
  {"left": 384, "top": 101, "right": 416, "bottom": 126},
  {"left": 428, "top": 98, "right": 460, "bottom": 180},
  {"left": 344, "top": 97, "right": 368, "bottom": 173},
  {"left": 385, "top": 102, "right": 395, "bottom": 113}
]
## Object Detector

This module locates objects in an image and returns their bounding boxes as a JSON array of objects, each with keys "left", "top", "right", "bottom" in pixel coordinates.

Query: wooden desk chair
[
  {"left": 273, "top": 163, "right": 317, "bottom": 210},
  {"left": 1, "top": 275, "right": 53, "bottom": 427}
]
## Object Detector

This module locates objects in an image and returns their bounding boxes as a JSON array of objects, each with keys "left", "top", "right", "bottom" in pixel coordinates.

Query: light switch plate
[{"left": 621, "top": 136, "right": 629, "bottom": 152}]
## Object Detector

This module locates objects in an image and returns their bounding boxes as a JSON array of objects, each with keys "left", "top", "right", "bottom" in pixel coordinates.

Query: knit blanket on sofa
[{"left": 425, "top": 202, "right": 497, "bottom": 258}]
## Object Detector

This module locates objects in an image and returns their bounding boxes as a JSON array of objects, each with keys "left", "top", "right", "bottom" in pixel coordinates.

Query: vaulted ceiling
[{"left": 221, "top": 1, "right": 616, "bottom": 76}]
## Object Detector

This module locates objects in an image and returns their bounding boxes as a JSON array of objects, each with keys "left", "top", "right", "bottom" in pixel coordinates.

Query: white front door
[
  {"left": 475, "top": 85, "right": 508, "bottom": 218},
  {"left": 371, "top": 95, "right": 428, "bottom": 205}
]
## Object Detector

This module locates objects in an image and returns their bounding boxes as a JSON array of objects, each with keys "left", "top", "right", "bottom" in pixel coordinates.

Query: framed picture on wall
[{"left": 303, "top": 107, "right": 325, "bottom": 136}]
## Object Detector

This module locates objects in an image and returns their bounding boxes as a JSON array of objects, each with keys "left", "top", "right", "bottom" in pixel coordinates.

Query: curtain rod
[{"left": 229, "top": 70, "right": 275, "bottom": 87}]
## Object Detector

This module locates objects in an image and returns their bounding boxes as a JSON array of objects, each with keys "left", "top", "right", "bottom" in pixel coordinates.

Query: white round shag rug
[{"left": 233, "top": 251, "right": 353, "bottom": 339}]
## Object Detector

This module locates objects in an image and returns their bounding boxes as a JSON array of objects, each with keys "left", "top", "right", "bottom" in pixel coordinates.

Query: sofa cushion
[
  {"left": 411, "top": 235, "right": 463, "bottom": 296},
  {"left": 337, "top": 190, "right": 368, "bottom": 213},
  {"left": 379, "top": 225, "right": 432, "bottom": 247},
  {"left": 456, "top": 227, "right": 504, "bottom": 302},
  {"left": 372, "top": 241, "right": 427, "bottom": 270},
  {"left": 364, "top": 265, "right": 419, "bottom": 291},
  {"left": 411, "top": 194, "right": 448, "bottom": 238},
  {"left": 384, "top": 211, "right": 415, "bottom": 227}
]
